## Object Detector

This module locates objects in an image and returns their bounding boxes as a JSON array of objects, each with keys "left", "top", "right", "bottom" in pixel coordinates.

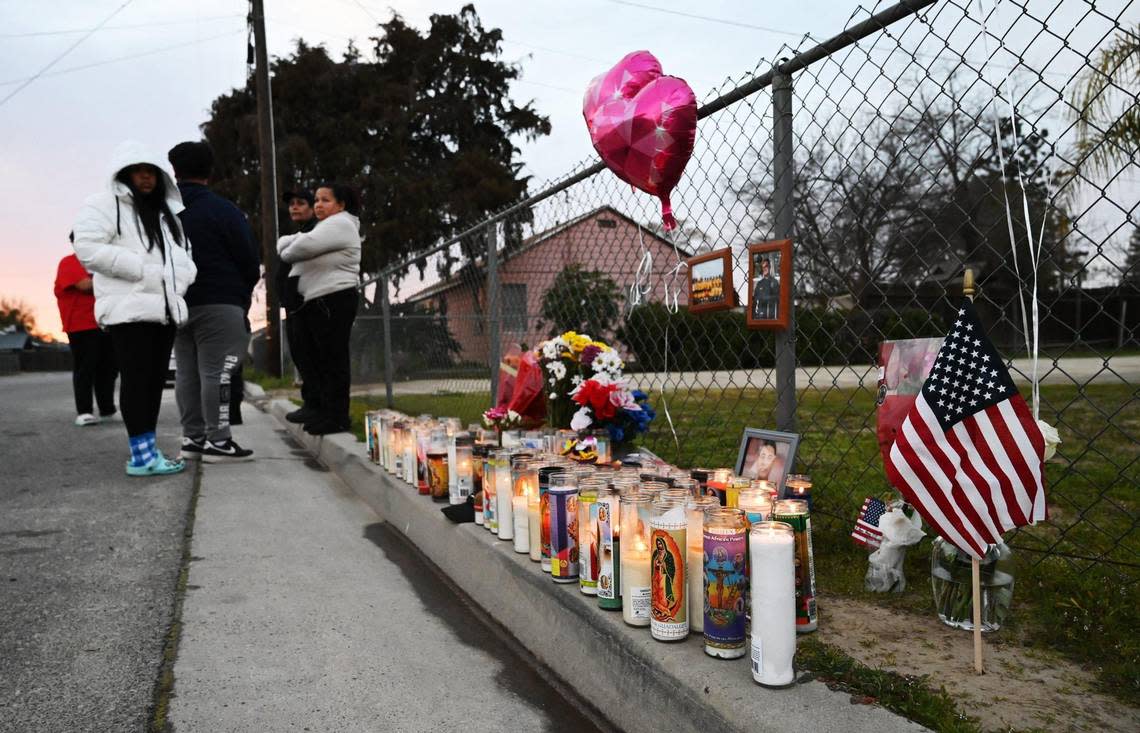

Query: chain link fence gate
[{"left": 350, "top": 0, "right": 1139, "bottom": 597}]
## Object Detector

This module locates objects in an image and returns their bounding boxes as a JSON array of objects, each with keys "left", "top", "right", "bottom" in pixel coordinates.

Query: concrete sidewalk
[{"left": 169, "top": 401, "right": 599, "bottom": 731}]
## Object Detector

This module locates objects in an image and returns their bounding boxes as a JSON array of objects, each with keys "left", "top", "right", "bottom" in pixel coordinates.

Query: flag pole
[{"left": 963, "top": 267, "right": 985, "bottom": 675}]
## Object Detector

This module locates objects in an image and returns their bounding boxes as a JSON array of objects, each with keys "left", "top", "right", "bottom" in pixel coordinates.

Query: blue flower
[{"left": 608, "top": 423, "right": 625, "bottom": 443}]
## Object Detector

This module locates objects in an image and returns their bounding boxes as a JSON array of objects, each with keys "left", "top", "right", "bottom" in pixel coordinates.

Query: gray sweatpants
[{"left": 174, "top": 304, "right": 249, "bottom": 443}]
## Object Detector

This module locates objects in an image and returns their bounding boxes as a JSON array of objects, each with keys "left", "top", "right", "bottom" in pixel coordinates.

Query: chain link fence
[{"left": 350, "top": 0, "right": 1139, "bottom": 585}]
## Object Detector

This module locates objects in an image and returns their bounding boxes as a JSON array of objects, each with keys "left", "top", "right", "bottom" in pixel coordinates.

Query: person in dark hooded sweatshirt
[
  {"left": 72, "top": 140, "right": 197, "bottom": 476},
  {"left": 167, "top": 141, "right": 260, "bottom": 462},
  {"left": 278, "top": 188, "right": 319, "bottom": 424}
]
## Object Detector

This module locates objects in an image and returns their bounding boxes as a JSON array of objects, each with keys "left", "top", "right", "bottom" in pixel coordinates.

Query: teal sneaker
[{"left": 126, "top": 450, "right": 186, "bottom": 477}]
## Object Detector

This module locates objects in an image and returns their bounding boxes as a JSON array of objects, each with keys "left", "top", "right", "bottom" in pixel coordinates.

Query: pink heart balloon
[{"left": 583, "top": 51, "right": 697, "bottom": 231}]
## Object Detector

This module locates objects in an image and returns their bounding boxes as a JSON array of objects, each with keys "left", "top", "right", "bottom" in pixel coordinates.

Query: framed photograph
[
  {"left": 686, "top": 247, "right": 735, "bottom": 313},
  {"left": 734, "top": 428, "right": 800, "bottom": 496},
  {"left": 746, "top": 239, "right": 792, "bottom": 330}
]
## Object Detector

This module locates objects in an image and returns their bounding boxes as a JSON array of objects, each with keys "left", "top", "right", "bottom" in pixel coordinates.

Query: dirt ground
[{"left": 817, "top": 595, "right": 1140, "bottom": 732}]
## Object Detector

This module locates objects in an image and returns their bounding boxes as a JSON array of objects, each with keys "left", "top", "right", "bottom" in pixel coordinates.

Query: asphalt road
[
  {"left": 0, "top": 372, "right": 193, "bottom": 733},
  {"left": 1, "top": 372, "right": 604, "bottom": 732}
]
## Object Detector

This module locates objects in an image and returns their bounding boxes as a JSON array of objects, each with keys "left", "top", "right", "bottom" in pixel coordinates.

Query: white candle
[
  {"left": 622, "top": 540, "right": 651, "bottom": 627},
  {"left": 687, "top": 546, "right": 703, "bottom": 633},
  {"left": 528, "top": 496, "right": 541, "bottom": 562},
  {"left": 749, "top": 522, "right": 796, "bottom": 687},
  {"left": 496, "top": 465, "right": 514, "bottom": 540},
  {"left": 512, "top": 496, "right": 530, "bottom": 553}
]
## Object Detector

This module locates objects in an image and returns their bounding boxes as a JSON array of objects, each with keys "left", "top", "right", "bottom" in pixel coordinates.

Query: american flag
[
  {"left": 851, "top": 497, "right": 887, "bottom": 549},
  {"left": 885, "top": 301, "right": 1047, "bottom": 559}
]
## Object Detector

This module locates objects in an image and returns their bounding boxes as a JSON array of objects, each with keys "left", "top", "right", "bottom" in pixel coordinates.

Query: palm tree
[{"left": 1070, "top": 25, "right": 1140, "bottom": 179}]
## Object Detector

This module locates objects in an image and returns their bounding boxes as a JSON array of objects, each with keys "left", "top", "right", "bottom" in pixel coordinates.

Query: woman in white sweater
[
  {"left": 72, "top": 140, "right": 198, "bottom": 475},
  {"left": 277, "top": 183, "right": 361, "bottom": 435}
]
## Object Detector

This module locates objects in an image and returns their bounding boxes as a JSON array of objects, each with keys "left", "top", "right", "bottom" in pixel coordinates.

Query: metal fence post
[
  {"left": 772, "top": 67, "right": 797, "bottom": 433},
  {"left": 380, "top": 274, "right": 395, "bottom": 409},
  {"left": 487, "top": 223, "right": 502, "bottom": 405}
]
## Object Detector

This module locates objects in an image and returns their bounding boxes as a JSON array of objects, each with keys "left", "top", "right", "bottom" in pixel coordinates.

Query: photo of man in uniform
[{"left": 751, "top": 255, "right": 780, "bottom": 320}]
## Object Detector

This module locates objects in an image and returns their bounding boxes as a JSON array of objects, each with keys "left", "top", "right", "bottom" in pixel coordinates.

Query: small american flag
[
  {"left": 885, "top": 301, "right": 1047, "bottom": 559},
  {"left": 851, "top": 497, "right": 887, "bottom": 549}
]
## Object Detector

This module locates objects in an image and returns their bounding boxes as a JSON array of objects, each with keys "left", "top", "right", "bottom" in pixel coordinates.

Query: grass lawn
[{"left": 350, "top": 382, "right": 1139, "bottom": 706}]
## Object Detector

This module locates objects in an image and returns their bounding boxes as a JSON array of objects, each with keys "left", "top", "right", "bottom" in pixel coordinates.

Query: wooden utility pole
[{"left": 251, "top": 0, "right": 281, "bottom": 375}]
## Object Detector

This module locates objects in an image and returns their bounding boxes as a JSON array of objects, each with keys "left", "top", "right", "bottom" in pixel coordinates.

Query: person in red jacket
[{"left": 55, "top": 244, "right": 118, "bottom": 426}]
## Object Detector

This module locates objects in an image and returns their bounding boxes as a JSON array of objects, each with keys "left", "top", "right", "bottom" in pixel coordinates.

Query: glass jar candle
[
  {"left": 527, "top": 487, "right": 542, "bottom": 562},
  {"left": 548, "top": 471, "right": 579, "bottom": 584},
  {"left": 689, "top": 468, "right": 710, "bottom": 496},
  {"left": 428, "top": 428, "right": 449, "bottom": 501},
  {"left": 578, "top": 487, "right": 600, "bottom": 595},
  {"left": 737, "top": 488, "right": 773, "bottom": 525},
  {"left": 727, "top": 477, "right": 751, "bottom": 509},
  {"left": 494, "top": 450, "right": 515, "bottom": 540},
  {"left": 473, "top": 444, "right": 488, "bottom": 496},
  {"left": 672, "top": 477, "right": 699, "bottom": 498},
  {"left": 537, "top": 466, "right": 561, "bottom": 572},
  {"left": 452, "top": 436, "right": 474, "bottom": 505},
  {"left": 649, "top": 497, "right": 689, "bottom": 641},
  {"left": 773, "top": 499, "right": 817, "bottom": 633},
  {"left": 390, "top": 422, "right": 404, "bottom": 477},
  {"left": 749, "top": 521, "right": 796, "bottom": 686},
  {"left": 685, "top": 496, "right": 719, "bottom": 633},
  {"left": 751, "top": 479, "right": 777, "bottom": 502},
  {"left": 620, "top": 494, "right": 652, "bottom": 626},
  {"left": 403, "top": 424, "right": 418, "bottom": 486},
  {"left": 785, "top": 474, "right": 813, "bottom": 510},
  {"left": 640, "top": 481, "right": 668, "bottom": 502},
  {"left": 415, "top": 423, "right": 431, "bottom": 493},
  {"left": 703, "top": 508, "right": 748, "bottom": 659},
  {"left": 512, "top": 459, "right": 537, "bottom": 554},
  {"left": 596, "top": 486, "right": 621, "bottom": 610},
  {"left": 591, "top": 429, "right": 612, "bottom": 465},
  {"left": 708, "top": 469, "right": 732, "bottom": 506}
]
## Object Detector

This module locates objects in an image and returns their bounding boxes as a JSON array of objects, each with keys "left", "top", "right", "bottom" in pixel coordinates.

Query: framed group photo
[
  {"left": 734, "top": 428, "right": 799, "bottom": 494},
  {"left": 686, "top": 247, "right": 735, "bottom": 314},
  {"left": 746, "top": 239, "right": 792, "bottom": 330}
]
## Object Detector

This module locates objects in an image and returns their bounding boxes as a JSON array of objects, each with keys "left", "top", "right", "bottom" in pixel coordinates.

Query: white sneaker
[{"left": 75, "top": 413, "right": 100, "bottom": 427}]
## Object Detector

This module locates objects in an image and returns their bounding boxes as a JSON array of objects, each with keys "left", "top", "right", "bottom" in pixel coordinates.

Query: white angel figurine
[{"left": 864, "top": 503, "right": 926, "bottom": 593}]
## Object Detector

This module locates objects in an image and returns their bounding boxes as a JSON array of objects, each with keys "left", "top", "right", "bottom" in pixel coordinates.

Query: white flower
[
  {"left": 570, "top": 407, "right": 593, "bottom": 431},
  {"left": 592, "top": 350, "right": 624, "bottom": 376},
  {"left": 571, "top": 374, "right": 584, "bottom": 387},
  {"left": 550, "top": 392, "right": 558, "bottom": 400},
  {"left": 549, "top": 361, "right": 567, "bottom": 380},
  {"left": 1037, "top": 419, "right": 1061, "bottom": 461},
  {"left": 549, "top": 376, "right": 557, "bottom": 386},
  {"left": 507, "top": 410, "right": 520, "bottom": 422}
]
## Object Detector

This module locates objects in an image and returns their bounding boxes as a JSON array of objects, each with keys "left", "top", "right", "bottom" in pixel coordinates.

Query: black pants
[
  {"left": 67, "top": 328, "right": 117, "bottom": 415},
  {"left": 109, "top": 322, "right": 176, "bottom": 437},
  {"left": 285, "top": 313, "right": 320, "bottom": 412},
  {"left": 297, "top": 287, "right": 357, "bottom": 426}
]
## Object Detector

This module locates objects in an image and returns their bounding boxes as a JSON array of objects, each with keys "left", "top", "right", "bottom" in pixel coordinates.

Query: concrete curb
[{"left": 270, "top": 399, "right": 927, "bottom": 733}]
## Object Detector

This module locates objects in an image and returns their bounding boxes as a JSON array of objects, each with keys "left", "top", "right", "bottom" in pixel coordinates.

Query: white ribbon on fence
[{"left": 976, "top": 0, "right": 1047, "bottom": 420}]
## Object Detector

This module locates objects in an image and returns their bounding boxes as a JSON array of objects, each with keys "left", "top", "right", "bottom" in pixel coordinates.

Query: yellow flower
[{"left": 590, "top": 340, "right": 611, "bottom": 352}]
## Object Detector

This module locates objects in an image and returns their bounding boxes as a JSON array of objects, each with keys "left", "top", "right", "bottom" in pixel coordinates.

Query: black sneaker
[
  {"left": 178, "top": 436, "right": 207, "bottom": 461},
  {"left": 201, "top": 438, "right": 255, "bottom": 463},
  {"left": 285, "top": 407, "right": 316, "bottom": 424}
]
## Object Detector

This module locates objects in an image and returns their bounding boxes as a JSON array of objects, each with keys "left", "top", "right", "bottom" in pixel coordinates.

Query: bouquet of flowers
[
  {"left": 534, "top": 331, "right": 656, "bottom": 447},
  {"left": 482, "top": 406, "right": 522, "bottom": 431}
]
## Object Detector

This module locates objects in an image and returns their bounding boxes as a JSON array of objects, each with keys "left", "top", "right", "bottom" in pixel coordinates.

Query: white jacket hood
[{"left": 107, "top": 139, "right": 184, "bottom": 215}]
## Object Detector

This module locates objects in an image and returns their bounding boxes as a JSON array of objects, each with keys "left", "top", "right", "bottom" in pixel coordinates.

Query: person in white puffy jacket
[
  {"left": 277, "top": 183, "right": 361, "bottom": 435},
  {"left": 72, "top": 140, "right": 198, "bottom": 476}
]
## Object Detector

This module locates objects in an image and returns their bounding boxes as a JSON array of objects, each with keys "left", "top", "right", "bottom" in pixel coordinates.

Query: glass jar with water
[{"left": 930, "top": 537, "right": 1015, "bottom": 632}]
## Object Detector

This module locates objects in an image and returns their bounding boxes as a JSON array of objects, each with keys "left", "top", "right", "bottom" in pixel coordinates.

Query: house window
[
  {"left": 597, "top": 218, "right": 617, "bottom": 229},
  {"left": 502, "top": 283, "right": 528, "bottom": 333}
]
